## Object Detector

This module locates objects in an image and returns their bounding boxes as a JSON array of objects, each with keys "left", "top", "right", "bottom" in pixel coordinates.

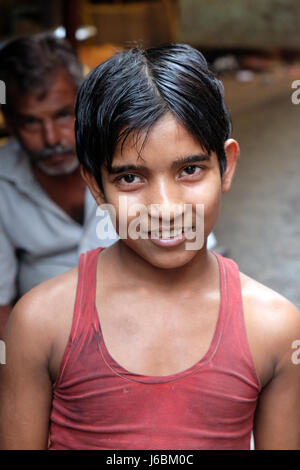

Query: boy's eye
[
  {"left": 180, "top": 165, "right": 202, "bottom": 176},
  {"left": 118, "top": 174, "right": 141, "bottom": 184}
]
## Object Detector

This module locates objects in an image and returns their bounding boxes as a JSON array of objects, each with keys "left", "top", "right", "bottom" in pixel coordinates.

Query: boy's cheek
[{"left": 202, "top": 196, "right": 222, "bottom": 235}]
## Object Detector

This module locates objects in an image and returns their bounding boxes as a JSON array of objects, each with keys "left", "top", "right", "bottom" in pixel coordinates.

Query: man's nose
[{"left": 42, "top": 120, "right": 60, "bottom": 148}]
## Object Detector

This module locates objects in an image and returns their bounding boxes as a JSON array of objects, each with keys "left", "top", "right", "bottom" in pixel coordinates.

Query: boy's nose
[
  {"left": 147, "top": 180, "right": 184, "bottom": 222},
  {"left": 152, "top": 179, "right": 176, "bottom": 204}
]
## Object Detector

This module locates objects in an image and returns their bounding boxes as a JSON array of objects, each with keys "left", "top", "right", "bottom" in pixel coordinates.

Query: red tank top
[{"left": 49, "top": 248, "right": 261, "bottom": 450}]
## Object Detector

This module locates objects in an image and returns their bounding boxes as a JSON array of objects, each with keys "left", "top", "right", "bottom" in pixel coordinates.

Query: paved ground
[{"left": 214, "top": 88, "right": 300, "bottom": 308}]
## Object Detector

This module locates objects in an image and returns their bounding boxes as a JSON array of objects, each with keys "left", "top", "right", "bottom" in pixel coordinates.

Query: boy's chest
[{"left": 95, "top": 288, "right": 220, "bottom": 377}]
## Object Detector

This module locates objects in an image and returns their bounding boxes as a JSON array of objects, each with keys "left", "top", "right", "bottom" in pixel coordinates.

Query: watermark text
[
  {"left": 0, "top": 340, "right": 6, "bottom": 364},
  {"left": 96, "top": 198, "right": 205, "bottom": 250},
  {"left": 0, "top": 80, "right": 5, "bottom": 105}
]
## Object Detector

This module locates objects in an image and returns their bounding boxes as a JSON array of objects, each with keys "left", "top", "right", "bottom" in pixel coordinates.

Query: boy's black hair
[{"left": 75, "top": 43, "right": 232, "bottom": 193}]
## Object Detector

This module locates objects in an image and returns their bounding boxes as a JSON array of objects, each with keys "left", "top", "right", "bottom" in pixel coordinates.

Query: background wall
[{"left": 178, "top": 0, "right": 300, "bottom": 49}]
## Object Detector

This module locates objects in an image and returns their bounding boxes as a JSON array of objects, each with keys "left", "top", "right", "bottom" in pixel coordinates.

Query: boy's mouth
[
  {"left": 151, "top": 227, "right": 185, "bottom": 239},
  {"left": 149, "top": 229, "right": 186, "bottom": 247},
  {"left": 139, "top": 226, "right": 195, "bottom": 247},
  {"left": 141, "top": 226, "right": 195, "bottom": 238}
]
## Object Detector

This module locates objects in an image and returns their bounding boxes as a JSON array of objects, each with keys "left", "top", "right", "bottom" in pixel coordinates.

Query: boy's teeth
[
  {"left": 161, "top": 230, "right": 171, "bottom": 238},
  {"left": 160, "top": 228, "right": 182, "bottom": 238}
]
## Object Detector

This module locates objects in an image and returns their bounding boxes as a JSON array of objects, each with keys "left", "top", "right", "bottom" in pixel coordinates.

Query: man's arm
[
  {"left": 0, "top": 291, "right": 53, "bottom": 449},
  {"left": 0, "top": 304, "right": 12, "bottom": 338},
  {"left": 253, "top": 301, "right": 300, "bottom": 449}
]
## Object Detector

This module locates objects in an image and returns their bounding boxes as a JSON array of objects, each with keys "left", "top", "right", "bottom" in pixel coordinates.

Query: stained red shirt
[{"left": 49, "top": 247, "right": 261, "bottom": 450}]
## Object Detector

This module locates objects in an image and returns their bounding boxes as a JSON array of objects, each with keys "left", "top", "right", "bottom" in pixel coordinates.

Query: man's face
[
  {"left": 92, "top": 113, "right": 238, "bottom": 270},
  {"left": 6, "top": 71, "right": 78, "bottom": 176}
]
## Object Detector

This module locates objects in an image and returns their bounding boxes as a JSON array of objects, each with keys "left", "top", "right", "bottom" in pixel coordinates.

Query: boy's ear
[
  {"left": 221, "top": 139, "right": 240, "bottom": 193},
  {"left": 80, "top": 166, "right": 105, "bottom": 205}
]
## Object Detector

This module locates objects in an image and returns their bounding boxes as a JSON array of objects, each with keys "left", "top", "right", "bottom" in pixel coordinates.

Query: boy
[{"left": 0, "top": 43, "right": 300, "bottom": 450}]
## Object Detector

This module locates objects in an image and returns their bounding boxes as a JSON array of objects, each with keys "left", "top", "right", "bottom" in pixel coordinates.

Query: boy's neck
[{"left": 114, "top": 240, "right": 217, "bottom": 293}]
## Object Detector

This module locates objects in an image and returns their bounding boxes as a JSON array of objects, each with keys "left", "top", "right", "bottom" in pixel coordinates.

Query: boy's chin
[{"left": 122, "top": 238, "right": 204, "bottom": 270}]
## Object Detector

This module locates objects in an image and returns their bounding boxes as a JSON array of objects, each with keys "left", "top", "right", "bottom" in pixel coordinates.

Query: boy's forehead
[{"left": 112, "top": 114, "right": 209, "bottom": 166}]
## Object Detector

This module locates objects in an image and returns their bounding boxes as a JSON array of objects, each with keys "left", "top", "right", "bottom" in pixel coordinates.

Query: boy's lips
[
  {"left": 150, "top": 231, "right": 186, "bottom": 247},
  {"left": 141, "top": 227, "right": 195, "bottom": 248}
]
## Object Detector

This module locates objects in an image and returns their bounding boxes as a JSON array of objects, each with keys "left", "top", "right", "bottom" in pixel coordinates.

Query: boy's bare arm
[
  {"left": 0, "top": 291, "right": 53, "bottom": 449},
  {"left": 253, "top": 300, "right": 300, "bottom": 450},
  {"left": 0, "top": 267, "right": 77, "bottom": 450}
]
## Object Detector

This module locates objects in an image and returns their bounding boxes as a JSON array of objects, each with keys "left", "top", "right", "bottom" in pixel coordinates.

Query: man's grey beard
[
  {"left": 32, "top": 144, "right": 79, "bottom": 176},
  {"left": 36, "top": 155, "right": 79, "bottom": 176}
]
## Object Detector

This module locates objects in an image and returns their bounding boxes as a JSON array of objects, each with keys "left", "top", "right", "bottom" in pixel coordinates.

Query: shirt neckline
[
  {"left": 93, "top": 250, "right": 227, "bottom": 384},
  {"left": 3, "top": 139, "right": 89, "bottom": 227}
]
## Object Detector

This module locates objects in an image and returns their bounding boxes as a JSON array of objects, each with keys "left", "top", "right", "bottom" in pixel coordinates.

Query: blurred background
[{"left": 1, "top": 0, "right": 300, "bottom": 307}]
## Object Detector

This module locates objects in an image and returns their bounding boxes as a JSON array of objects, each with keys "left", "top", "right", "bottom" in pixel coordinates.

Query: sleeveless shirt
[{"left": 49, "top": 247, "right": 261, "bottom": 450}]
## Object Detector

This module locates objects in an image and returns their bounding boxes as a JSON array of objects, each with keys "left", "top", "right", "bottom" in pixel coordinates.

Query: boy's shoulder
[
  {"left": 219, "top": 253, "right": 300, "bottom": 339},
  {"left": 13, "top": 264, "right": 79, "bottom": 320},
  {"left": 240, "top": 271, "right": 300, "bottom": 326},
  {"left": 3, "top": 266, "right": 79, "bottom": 370}
]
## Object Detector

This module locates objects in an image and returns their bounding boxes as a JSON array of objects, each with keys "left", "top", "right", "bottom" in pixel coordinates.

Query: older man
[{"left": 0, "top": 34, "right": 117, "bottom": 335}]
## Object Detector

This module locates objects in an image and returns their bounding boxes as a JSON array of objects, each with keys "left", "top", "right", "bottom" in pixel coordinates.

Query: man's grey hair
[{"left": 0, "top": 33, "right": 84, "bottom": 113}]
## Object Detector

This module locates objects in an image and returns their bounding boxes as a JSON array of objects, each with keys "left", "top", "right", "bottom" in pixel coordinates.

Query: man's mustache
[{"left": 33, "top": 145, "right": 76, "bottom": 161}]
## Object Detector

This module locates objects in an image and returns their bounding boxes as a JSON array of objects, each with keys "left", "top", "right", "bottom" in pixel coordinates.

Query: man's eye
[
  {"left": 180, "top": 165, "right": 202, "bottom": 176},
  {"left": 56, "top": 110, "right": 74, "bottom": 120},
  {"left": 23, "top": 119, "right": 40, "bottom": 129}
]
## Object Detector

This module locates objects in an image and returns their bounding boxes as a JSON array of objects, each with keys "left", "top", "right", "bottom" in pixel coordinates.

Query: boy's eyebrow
[
  {"left": 109, "top": 154, "right": 211, "bottom": 175},
  {"left": 108, "top": 163, "right": 148, "bottom": 174},
  {"left": 171, "top": 154, "right": 211, "bottom": 167}
]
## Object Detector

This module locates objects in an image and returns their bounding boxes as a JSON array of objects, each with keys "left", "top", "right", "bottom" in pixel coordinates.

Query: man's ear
[
  {"left": 80, "top": 166, "right": 105, "bottom": 205},
  {"left": 221, "top": 139, "right": 240, "bottom": 193}
]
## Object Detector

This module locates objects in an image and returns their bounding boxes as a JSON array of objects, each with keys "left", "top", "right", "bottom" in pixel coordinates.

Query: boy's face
[{"left": 87, "top": 113, "right": 239, "bottom": 269}]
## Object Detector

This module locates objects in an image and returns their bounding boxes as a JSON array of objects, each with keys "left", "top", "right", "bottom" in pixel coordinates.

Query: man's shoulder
[{"left": 0, "top": 139, "right": 21, "bottom": 180}]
